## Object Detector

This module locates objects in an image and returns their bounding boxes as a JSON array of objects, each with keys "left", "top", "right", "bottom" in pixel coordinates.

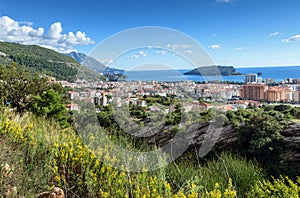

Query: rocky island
[{"left": 184, "top": 65, "right": 241, "bottom": 76}]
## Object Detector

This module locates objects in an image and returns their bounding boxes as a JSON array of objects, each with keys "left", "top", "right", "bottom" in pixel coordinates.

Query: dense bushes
[
  {"left": 0, "top": 63, "right": 71, "bottom": 127},
  {"left": 237, "top": 113, "right": 284, "bottom": 174},
  {"left": 226, "top": 105, "right": 299, "bottom": 178}
]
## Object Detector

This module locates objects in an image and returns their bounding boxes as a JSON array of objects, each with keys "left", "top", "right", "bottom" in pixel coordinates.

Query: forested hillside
[{"left": 0, "top": 42, "right": 103, "bottom": 81}]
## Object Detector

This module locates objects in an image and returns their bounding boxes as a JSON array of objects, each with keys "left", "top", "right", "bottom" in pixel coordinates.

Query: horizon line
[{"left": 122, "top": 65, "right": 300, "bottom": 71}]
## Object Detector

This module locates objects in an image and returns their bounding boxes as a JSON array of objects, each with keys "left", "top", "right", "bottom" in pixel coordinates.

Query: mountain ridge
[{"left": 66, "top": 51, "right": 124, "bottom": 74}]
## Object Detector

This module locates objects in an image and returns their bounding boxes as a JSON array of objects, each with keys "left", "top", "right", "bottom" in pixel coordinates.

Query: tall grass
[
  {"left": 0, "top": 112, "right": 55, "bottom": 196},
  {"left": 164, "top": 153, "right": 264, "bottom": 197}
]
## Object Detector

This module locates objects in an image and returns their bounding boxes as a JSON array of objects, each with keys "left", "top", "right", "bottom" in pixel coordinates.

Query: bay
[{"left": 124, "top": 66, "right": 300, "bottom": 82}]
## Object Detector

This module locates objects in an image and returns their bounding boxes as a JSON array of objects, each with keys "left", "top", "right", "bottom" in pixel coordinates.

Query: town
[{"left": 60, "top": 73, "right": 300, "bottom": 112}]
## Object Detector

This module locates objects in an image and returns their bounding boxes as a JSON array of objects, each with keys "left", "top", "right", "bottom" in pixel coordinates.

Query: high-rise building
[{"left": 244, "top": 74, "right": 258, "bottom": 84}]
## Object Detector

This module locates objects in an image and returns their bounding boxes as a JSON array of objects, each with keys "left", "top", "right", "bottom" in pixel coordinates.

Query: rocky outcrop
[
  {"left": 144, "top": 122, "right": 300, "bottom": 171},
  {"left": 145, "top": 123, "right": 238, "bottom": 152}
]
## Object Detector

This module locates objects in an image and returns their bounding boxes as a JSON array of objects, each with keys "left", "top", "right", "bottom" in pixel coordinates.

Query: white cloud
[
  {"left": 269, "top": 32, "right": 280, "bottom": 36},
  {"left": 208, "top": 44, "right": 221, "bottom": 50},
  {"left": 129, "top": 54, "right": 139, "bottom": 59},
  {"left": 29, "top": 27, "right": 44, "bottom": 37},
  {"left": 217, "top": 0, "right": 232, "bottom": 3},
  {"left": 138, "top": 51, "right": 147, "bottom": 57},
  {"left": 155, "top": 50, "right": 167, "bottom": 55},
  {"left": 235, "top": 47, "right": 249, "bottom": 51},
  {"left": 147, "top": 45, "right": 161, "bottom": 49},
  {"left": 127, "top": 51, "right": 147, "bottom": 59},
  {"left": 0, "top": 16, "right": 94, "bottom": 53},
  {"left": 282, "top": 34, "right": 300, "bottom": 43},
  {"left": 19, "top": 21, "right": 33, "bottom": 26},
  {"left": 184, "top": 50, "right": 192, "bottom": 54},
  {"left": 166, "top": 44, "right": 192, "bottom": 50},
  {"left": 46, "top": 22, "right": 63, "bottom": 39}
]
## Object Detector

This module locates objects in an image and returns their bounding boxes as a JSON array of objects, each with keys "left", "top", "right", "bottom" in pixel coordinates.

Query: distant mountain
[
  {"left": 66, "top": 52, "right": 106, "bottom": 73},
  {"left": 66, "top": 52, "right": 124, "bottom": 74},
  {"left": 0, "top": 42, "right": 102, "bottom": 82},
  {"left": 184, "top": 66, "right": 241, "bottom": 76}
]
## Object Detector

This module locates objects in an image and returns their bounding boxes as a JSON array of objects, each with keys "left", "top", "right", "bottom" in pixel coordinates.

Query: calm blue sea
[{"left": 125, "top": 66, "right": 300, "bottom": 82}]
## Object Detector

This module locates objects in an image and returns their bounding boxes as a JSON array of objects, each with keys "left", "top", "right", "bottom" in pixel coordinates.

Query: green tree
[
  {"left": 0, "top": 63, "right": 50, "bottom": 113},
  {"left": 31, "top": 89, "right": 69, "bottom": 127},
  {"left": 237, "top": 113, "right": 284, "bottom": 175}
]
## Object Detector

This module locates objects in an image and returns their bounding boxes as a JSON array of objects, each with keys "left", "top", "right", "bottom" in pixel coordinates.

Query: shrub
[
  {"left": 248, "top": 176, "right": 300, "bottom": 198},
  {"left": 237, "top": 113, "right": 285, "bottom": 176}
]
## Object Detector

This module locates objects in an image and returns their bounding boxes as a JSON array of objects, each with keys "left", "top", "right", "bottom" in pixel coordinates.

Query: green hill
[
  {"left": 184, "top": 65, "right": 241, "bottom": 76},
  {"left": 0, "top": 42, "right": 102, "bottom": 82}
]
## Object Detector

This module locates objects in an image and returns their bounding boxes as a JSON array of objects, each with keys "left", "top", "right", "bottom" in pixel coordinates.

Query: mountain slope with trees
[{"left": 0, "top": 42, "right": 102, "bottom": 81}]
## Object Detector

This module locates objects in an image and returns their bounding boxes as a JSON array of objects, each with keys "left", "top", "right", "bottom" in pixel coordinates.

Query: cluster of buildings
[
  {"left": 60, "top": 80, "right": 241, "bottom": 112},
  {"left": 240, "top": 74, "right": 300, "bottom": 103},
  {"left": 59, "top": 74, "right": 300, "bottom": 112},
  {"left": 240, "top": 84, "right": 292, "bottom": 102}
]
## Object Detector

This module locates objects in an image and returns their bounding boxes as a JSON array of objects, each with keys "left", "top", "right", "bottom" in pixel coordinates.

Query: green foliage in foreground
[
  {"left": 248, "top": 176, "right": 300, "bottom": 198},
  {"left": 238, "top": 113, "right": 285, "bottom": 176},
  {"left": 0, "top": 63, "right": 71, "bottom": 127},
  {"left": 31, "top": 89, "right": 70, "bottom": 128},
  {"left": 225, "top": 106, "right": 300, "bottom": 178},
  {"left": 0, "top": 110, "right": 298, "bottom": 197},
  {"left": 165, "top": 153, "right": 264, "bottom": 197},
  {"left": 0, "top": 63, "right": 51, "bottom": 113},
  {"left": 94, "top": 102, "right": 299, "bottom": 179}
]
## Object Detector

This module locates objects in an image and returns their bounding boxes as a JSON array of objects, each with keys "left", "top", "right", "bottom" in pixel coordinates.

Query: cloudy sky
[{"left": 1, "top": 0, "right": 300, "bottom": 68}]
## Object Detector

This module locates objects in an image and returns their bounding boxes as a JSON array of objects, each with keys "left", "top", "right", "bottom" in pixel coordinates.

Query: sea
[{"left": 124, "top": 66, "right": 300, "bottom": 83}]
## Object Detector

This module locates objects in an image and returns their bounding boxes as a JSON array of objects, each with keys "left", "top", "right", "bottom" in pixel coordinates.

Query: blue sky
[{"left": 1, "top": 0, "right": 300, "bottom": 68}]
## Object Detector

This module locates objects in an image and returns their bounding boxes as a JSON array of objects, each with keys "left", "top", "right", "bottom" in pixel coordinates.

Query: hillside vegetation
[
  {"left": 0, "top": 42, "right": 103, "bottom": 81},
  {"left": 0, "top": 106, "right": 299, "bottom": 197}
]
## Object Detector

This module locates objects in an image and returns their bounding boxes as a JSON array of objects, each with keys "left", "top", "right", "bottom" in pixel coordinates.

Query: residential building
[
  {"left": 240, "top": 84, "right": 267, "bottom": 101},
  {"left": 293, "top": 91, "right": 300, "bottom": 103},
  {"left": 265, "top": 87, "right": 291, "bottom": 102}
]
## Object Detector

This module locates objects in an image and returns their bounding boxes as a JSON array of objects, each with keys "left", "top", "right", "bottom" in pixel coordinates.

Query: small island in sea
[{"left": 184, "top": 65, "right": 242, "bottom": 76}]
